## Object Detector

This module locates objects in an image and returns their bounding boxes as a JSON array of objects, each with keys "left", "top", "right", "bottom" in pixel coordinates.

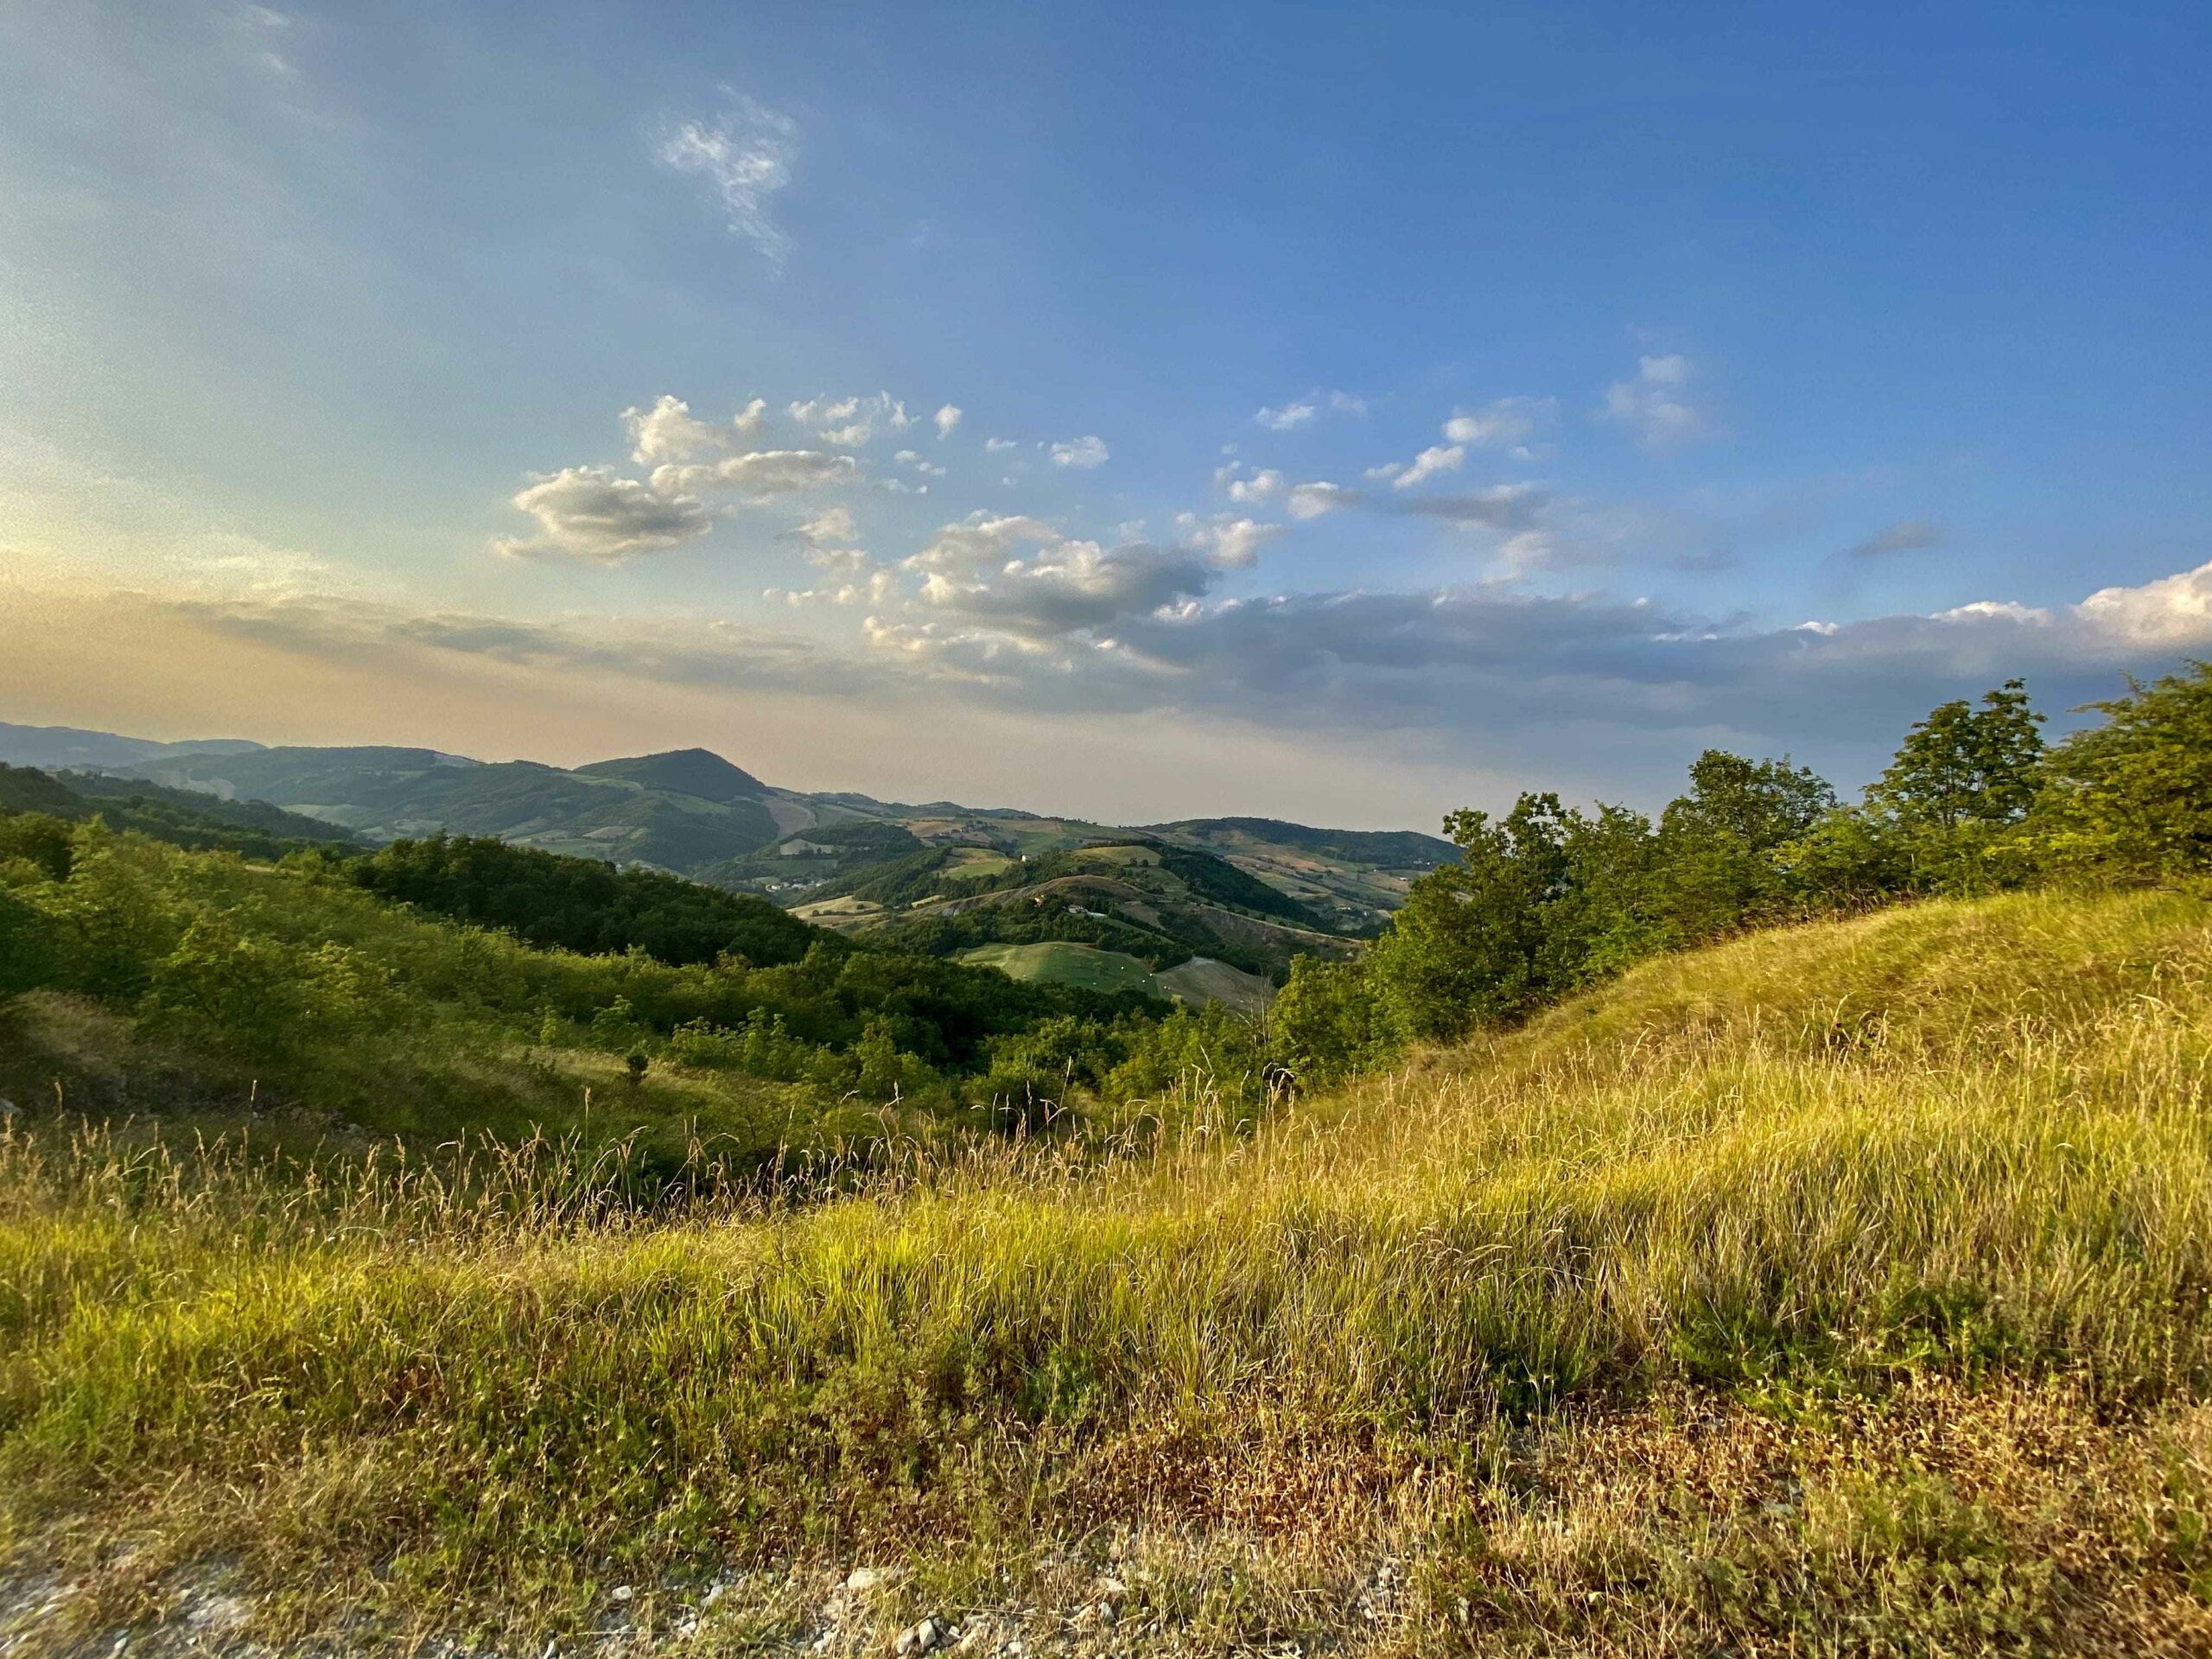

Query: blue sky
[{"left": 2, "top": 1, "right": 2208, "bottom": 824}]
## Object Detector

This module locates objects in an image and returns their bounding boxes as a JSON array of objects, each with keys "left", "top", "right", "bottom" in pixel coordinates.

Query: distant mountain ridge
[
  {"left": 0, "top": 721, "right": 264, "bottom": 772},
  {"left": 0, "top": 721, "right": 1459, "bottom": 931}
]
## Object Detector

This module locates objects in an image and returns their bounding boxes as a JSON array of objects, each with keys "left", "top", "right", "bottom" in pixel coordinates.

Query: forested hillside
[{"left": 0, "top": 763, "right": 363, "bottom": 860}]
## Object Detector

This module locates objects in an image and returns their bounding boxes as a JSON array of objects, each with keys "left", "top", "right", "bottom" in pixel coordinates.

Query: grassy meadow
[
  {"left": 5, "top": 886, "right": 2212, "bottom": 1652},
  {"left": 956, "top": 938, "right": 1166, "bottom": 996}
]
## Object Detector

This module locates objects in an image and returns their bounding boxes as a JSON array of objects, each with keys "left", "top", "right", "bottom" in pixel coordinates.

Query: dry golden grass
[{"left": 4, "top": 887, "right": 2212, "bottom": 1653}]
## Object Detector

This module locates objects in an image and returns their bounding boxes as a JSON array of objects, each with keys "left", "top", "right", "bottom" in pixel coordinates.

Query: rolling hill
[{"left": 0, "top": 724, "right": 1459, "bottom": 944}]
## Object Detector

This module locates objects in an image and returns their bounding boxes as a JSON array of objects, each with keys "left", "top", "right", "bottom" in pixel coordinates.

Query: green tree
[
  {"left": 1859, "top": 679, "right": 2045, "bottom": 892},
  {"left": 1651, "top": 751, "right": 1836, "bottom": 938},
  {"left": 2031, "top": 663, "right": 2212, "bottom": 880},
  {"left": 1873, "top": 679, "right": 2044, "bottom": 831},
  {"left": 1365, "top": 793, "right": 1573, "bottom": 1040},
  {"left": 1271, "top": 956, "right": 1397, "bottom": 1087}
]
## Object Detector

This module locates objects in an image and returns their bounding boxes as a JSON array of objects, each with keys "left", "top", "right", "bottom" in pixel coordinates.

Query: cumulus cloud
[
  {"left": 2073, "top": 561, "right": 2212, "bottom": 647},
  {"left": 985, "top": 436, "right": 1018, "bottom": 454},
  {"left": 1178, "top": 513, "right": 1285, "bottom": 569},
  {"left": 1048, "top": 435, "right": 1110, "bottom": 469},
  {"left": 904, "top": 513, "right": 1061, "bottom": 576},
  {"left": 1286, "top": 481, "right": 1357, "bottom": 519},
  {"left": 648, "top": 449, "right": 856, "bottom": 502},
  {"left": 1848, "top": 518, "right": 1944, "bottom": 559},
  {"left": 933, "top": 404, "right": 963, "bottom": 440},
  {"left": 493, "top": 467, "right": 713, "bottom": 564},
  {"left": 1224, "top": 467, "right": 1283, "bottom": 505},
  {"left": 656, "top": 94, "right": 798, "bottom": 265},
  {"left": 894, "top": 448, "right": 948, "bottom": 480},
  {"left": 787, "top": 391, "right": 912, "bottom": 447},
  {"left": 1601, "top": 353, "right": 1703, "bottom": 449},
  {"left": 621, "top": 394, "right": 771, "bottom": 464}
]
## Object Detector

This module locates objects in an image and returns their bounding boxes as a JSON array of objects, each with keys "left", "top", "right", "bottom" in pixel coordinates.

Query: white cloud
[
  {"left": 494, "top": 467, "right": 713, "bottom": 564},
  {"left": 622, "top": 394, "right": 771, "bottom": 465},
  {"left": 1443, "top": 396, "right": 1555, "bottom": 451},
  {"left": 787, "top": 391, "right": 912, "bottom": 447},
  {"left": 1380, "top": 443, "right": 1465, "bottom": 490},
  {"left": 622, "top": 395, "right": 723, "bottom": 466},
  {"left": 648, "top": 449, "right": 856, "bottom": 502},
  {"left": 1255, "top": 390, "right": 1363, "bottom": 431},
  {"left": 985, "top": 437, "right": 1018, "bottom": 454},
  {"left": 1049, "top": 435, "right": 1110, "bottom": 469},
  {"left": 1286, "top": 481, "right": 1357, "bottom": 519},
  {"left": 1179, "top": 514, "right": 1284, "bottom": 569},
  {"left": 1602, "top": 354, "right": 1704, "bottom": 449},
  {"left": 656, "top": 94, "right": 798, "bottom": 266},
  {"left": 1225, "top": 467, "right": 1283, "bottom": 505},
  {"left": 1255, "top": 400, "right": 1316, "bottom": 432},
  {"left": 905, "top": 513, "right": 1064, "bottom": 576},
  {"left": 894, "top": 448, "right": 948, "bottom": 479},
  {"left": 2073, "top": 561, "right": 2212, "bottom": 647},
  {"left": 770, "top": 567, "right": 898, "bottom": 607},
  {"left": 933, "top": 404, "right": 963, "bottom": 440}
]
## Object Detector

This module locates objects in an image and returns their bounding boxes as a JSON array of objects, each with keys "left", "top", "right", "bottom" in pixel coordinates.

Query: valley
[{"left": 0, "top": 722, "right": 1452, "bottom": 1009}]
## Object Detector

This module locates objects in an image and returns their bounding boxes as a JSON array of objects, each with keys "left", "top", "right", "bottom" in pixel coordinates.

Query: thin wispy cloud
[
  {"left": 1848, "top": 518, "right": 1943, "bottom": 559},
  {"left": 656, "top": 93, "right": 798, "bottom": 266},
  {"left": 1443, "top": 396, "right": 1555, "bottom": 457},
  {"left": 1601, "top": 353, "right": 1704, "bottom": 450},
  {"left": 1386, "top": 444, "right": 1465, "bottom": 490},
  {"left": 1048, "top": 435, "right": 1110, "bottom": 469},
  {"left": 1286, "top": 480, "right": 1356, "bottom": 519},
  {"left": 1254, "top": 389, "right": 1366, "bottom": 432}
]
